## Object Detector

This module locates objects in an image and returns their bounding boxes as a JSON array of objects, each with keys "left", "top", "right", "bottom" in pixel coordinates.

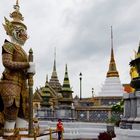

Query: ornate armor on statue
[{"left": 1, "top": 39, "right": 29, "bottom": 120}]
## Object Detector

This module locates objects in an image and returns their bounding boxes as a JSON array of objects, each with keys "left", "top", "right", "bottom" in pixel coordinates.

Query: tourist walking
[{"left": 56, "top": 119, "right": 64, "bottom": 140}]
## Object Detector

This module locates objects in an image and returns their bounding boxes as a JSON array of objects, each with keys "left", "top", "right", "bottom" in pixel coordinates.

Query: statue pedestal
[
  {"left": 1, "top": 135, "right": 20, "bottom": 140},
  {"left": 20, "top": 135, "right": 50, "bottom": 140},
  {"left": 0, "top": 135, "right": 50, "bottom": 140}
]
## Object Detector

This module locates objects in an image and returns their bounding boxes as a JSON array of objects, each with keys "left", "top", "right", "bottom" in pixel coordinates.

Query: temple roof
[
  {"left": 33, "top": 88, "right": 42, "bottom": 102},
  {"left": 41, "top": 75, "right": 57, "bottom": 98},
  {"left": 38, "top": 76, "right": 57, "bottom": 107}
]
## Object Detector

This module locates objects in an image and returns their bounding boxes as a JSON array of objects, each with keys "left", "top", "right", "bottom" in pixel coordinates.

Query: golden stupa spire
[{"left": 106, "top": 26, "right": 119, "bottom": 77}]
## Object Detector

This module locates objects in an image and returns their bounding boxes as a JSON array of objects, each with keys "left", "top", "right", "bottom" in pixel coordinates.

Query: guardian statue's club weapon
[{"left": 28, "top": 48, "right": 34, "bottom": 136}]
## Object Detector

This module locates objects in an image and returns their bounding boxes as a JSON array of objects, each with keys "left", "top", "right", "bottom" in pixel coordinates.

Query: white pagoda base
[{"left": 98, "top": 77, "right": 123, "bottom": 97}]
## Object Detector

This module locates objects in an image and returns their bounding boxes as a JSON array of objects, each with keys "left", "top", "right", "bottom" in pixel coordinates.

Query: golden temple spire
[{"left": 106, "top": 26, "right": 119, "bottom": 77}]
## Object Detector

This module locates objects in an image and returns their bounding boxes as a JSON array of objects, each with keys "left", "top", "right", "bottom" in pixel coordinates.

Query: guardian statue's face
[
  {"left": 3, "top": 0, "right": 28, "bottom": 46},
  {"left": 12, "top": 25, "right": 28, "bottom": 45}
]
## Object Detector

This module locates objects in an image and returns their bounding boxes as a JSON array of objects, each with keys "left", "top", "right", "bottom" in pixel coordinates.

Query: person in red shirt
[{"left": 56, "top": 119, "right": 64, "bottom": 140}]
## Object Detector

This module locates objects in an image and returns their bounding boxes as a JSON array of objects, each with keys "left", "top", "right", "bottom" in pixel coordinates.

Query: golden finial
[
  {"left": 14, "top": 0, "right": 20, "bottom": 11},
  {"left": 16, "top": 0, "right": 19, "bottom": 5}
]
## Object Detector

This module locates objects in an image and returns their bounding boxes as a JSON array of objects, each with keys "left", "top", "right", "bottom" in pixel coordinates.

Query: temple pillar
[
  {"left": 123, "top": 93, "right": 131, "bottom": 120},
  {"left": 128, "top": 93, "right": 136, "bottom": 121},
  {"left": 87, "top": 111, "right": 89, "bottom": 121},
  {"left": 120, "top": 93, "right": 131, "bottom": 129},
  {"left": 108, "top": 110, "right": 112, "bottom": 119}
]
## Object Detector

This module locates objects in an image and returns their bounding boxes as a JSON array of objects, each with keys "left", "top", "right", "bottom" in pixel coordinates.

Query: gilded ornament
[
  {"left": 3, "top": 17, "right": 14, "bottom": 36},
  {"left": 130, "top": 66, "right": 139, "bottom": 79}
]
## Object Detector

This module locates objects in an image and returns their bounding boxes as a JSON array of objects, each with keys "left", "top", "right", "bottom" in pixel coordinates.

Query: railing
[
  {"left": 47, "top": 128, "right": 64, "bottom": 140},
  {"left": 35, "top": 128, "right": 64, "bottom": 140},
  {"left": 34, "top": 127, "right": 64, "bottom": 140},
  {"left": 12, "top": 127, "right": 60, "bottom": 140}
]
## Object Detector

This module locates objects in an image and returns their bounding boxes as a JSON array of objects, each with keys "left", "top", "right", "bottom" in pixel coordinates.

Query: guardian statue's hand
[{"left": 27, "top": 62, "right": 35, "bottom": 74}]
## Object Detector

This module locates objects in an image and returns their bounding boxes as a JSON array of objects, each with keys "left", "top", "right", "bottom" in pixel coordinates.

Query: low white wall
[
  {"left": 40, "top": 121, "right": 107, "bottom": 139},
  {"left": 113, "top": 128, "right": 140, "bottom": 140}
]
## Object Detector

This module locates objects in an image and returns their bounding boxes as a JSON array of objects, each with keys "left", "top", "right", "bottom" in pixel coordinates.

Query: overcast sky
[{"left": 0, "top": 0, "right": 140, "bottom": 98}]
